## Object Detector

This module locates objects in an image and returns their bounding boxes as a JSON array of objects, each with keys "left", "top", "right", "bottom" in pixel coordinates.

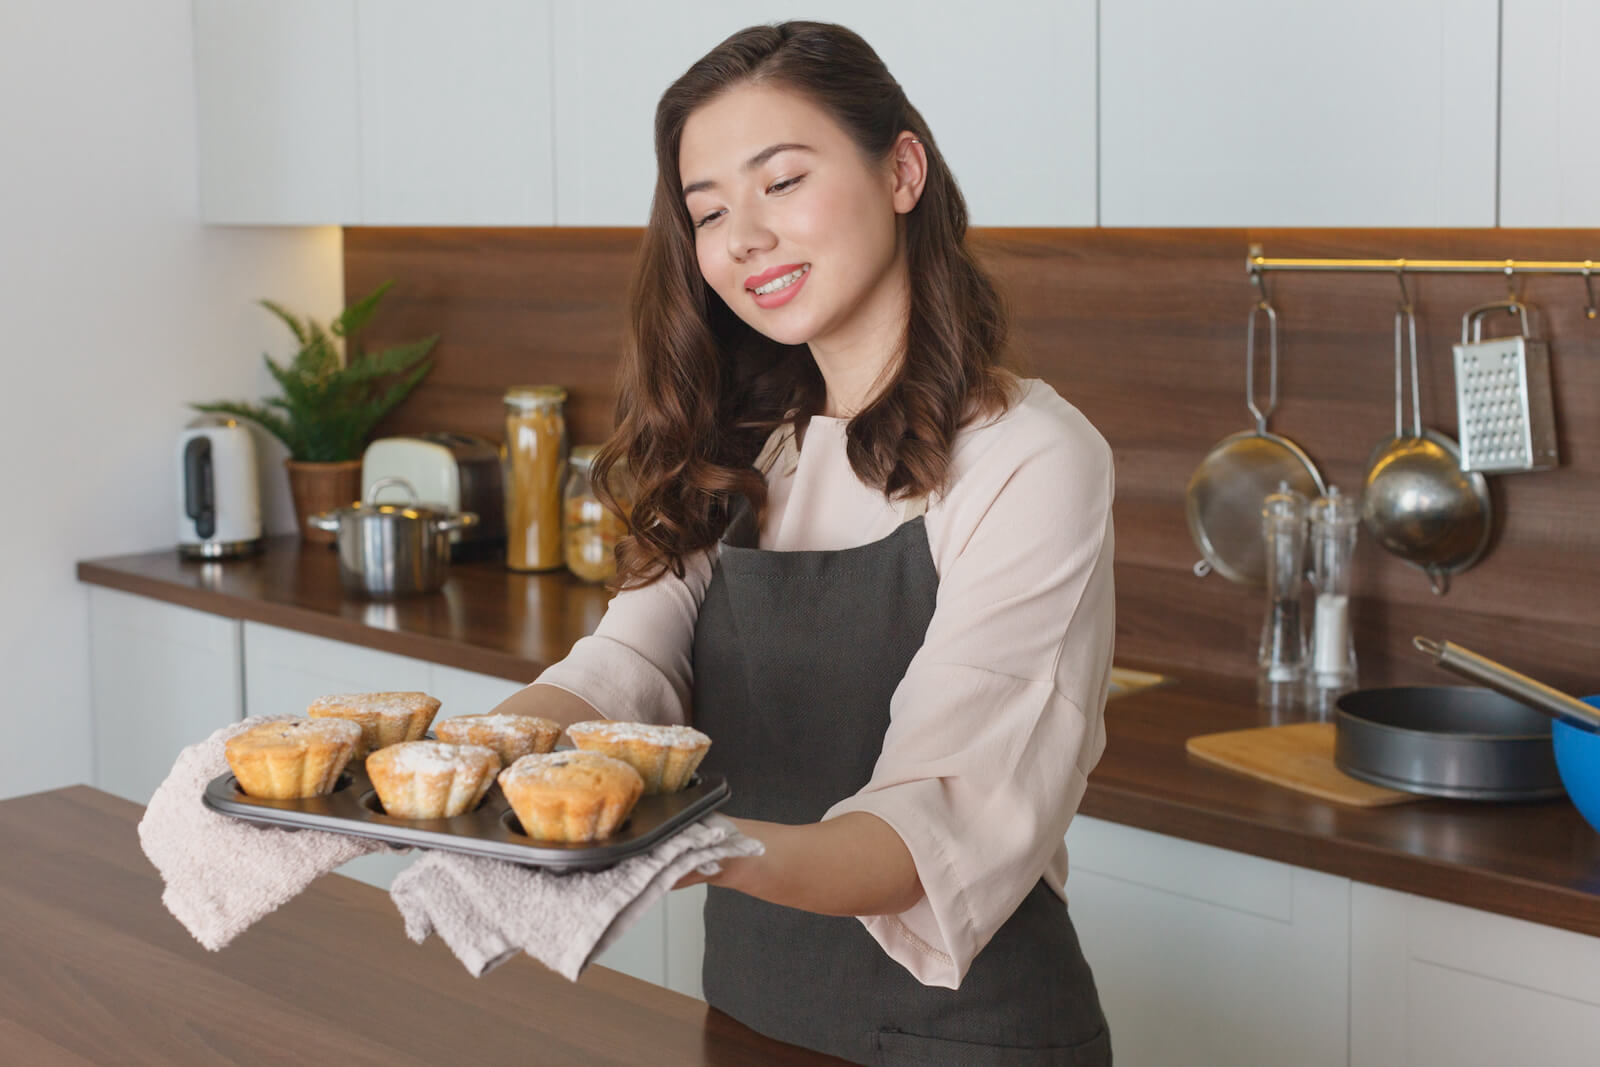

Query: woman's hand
[{"left": 669, "top": 813, "right": 924, "bottom": 917}]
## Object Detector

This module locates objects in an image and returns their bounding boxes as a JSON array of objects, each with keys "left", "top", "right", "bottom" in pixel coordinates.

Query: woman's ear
[{"left": 890, "top": 132, "right": 927, "bottom": 215}]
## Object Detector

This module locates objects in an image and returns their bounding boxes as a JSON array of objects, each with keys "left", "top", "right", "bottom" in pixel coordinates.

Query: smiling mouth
[{"left": 748, "top": 264, "right": 810, "bottom": 295}]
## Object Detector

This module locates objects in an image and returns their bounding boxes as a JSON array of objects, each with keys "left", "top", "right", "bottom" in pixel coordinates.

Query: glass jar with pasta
[
  {"left": 563, "top": 445, "right": 630, "bottom": 583},
  {"left": 503, "top": 386, "right": 568, "bottom": 572}
]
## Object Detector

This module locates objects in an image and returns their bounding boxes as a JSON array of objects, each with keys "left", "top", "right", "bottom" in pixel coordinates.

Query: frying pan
[
  {"left": 1187, "top": 297, "right": 1325, "bottom": 585},
  {"left": 1334, "top": 686, "right": 1565, "bottom": 801}
]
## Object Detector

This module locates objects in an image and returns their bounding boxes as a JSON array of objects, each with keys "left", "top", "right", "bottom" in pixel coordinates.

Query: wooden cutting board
[{"left": 1185, "top": 722, "right": 1418, "bottom": 807}]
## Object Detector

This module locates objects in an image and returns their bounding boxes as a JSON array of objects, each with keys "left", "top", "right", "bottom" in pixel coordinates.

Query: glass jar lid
[
  {"left": 569, "top": 444, "right": 601, "bottom": 472},
  {"left": 504, "top": 385, "right": 568, "bottom": 410}
]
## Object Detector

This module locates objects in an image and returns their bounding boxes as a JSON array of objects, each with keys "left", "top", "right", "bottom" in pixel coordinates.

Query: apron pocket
[{"left": 872, "top": 1027, "right": 1111, "bottom": 1067}]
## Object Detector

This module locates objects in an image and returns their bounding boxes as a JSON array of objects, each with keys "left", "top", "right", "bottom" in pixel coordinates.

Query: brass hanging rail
[{"left": 1246, "top": 245, "right": 1599, "bottom": 318}]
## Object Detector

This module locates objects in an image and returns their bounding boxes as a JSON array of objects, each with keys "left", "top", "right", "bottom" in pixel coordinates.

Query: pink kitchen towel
[
  {"left": 389, "top": 813, "right": 762, "bottom": 980},
  {"left": 136, "top": 715, "right": 403, "bottom": 951}
]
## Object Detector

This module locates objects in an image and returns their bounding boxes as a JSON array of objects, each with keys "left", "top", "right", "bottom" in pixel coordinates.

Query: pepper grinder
[
  {"left": 1258, "top": 483, "right": 1309, "bottom": 717},
  {"left": 1307, "top": 486, "right": 1359, "bottom": 718}
]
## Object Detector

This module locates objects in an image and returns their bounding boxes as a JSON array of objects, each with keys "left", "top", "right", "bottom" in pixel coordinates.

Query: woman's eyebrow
[{"left": 681, "top": 143, "right": 814, "bottom": 197}]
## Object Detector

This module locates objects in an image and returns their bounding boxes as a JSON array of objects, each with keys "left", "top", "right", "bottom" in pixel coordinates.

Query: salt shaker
[
  {"left": 1306, "top": 486, "right": 1359, "bottom": 717},
  {"left": 1258, "top": 483, "right": 1309, "bottom": 717}
]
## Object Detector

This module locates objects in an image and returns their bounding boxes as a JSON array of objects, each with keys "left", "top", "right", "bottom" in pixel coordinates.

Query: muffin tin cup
[{"left": 202, "top": 756, "right": 729, "bottom": 871}]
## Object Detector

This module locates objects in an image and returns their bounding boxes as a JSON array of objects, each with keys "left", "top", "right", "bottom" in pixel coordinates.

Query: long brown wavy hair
[{"left": 595, "top": 20, "right": 1018, "bottom": 588}]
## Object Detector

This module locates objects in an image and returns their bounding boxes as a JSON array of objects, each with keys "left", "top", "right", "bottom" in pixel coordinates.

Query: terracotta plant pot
[{"left": 285, "top": 459, "right": 363, "bottom": 544}]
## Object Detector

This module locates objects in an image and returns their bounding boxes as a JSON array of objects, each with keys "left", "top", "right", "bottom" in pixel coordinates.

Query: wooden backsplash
[{"left": 347, "top": 227, "right": 1600, "bottom": 693}]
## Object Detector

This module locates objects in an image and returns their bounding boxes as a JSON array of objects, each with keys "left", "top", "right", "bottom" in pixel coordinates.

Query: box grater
[{"left": 1451, "top": 300, "right": 1559, "bottom": 473}]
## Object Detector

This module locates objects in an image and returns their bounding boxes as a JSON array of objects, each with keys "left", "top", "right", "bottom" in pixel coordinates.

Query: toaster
[{"left": 361, "top": 432, "right": 505, "bottom": 560}]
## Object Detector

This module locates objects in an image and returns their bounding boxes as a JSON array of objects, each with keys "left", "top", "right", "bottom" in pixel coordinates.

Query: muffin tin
[{"left": 202, "top": 756, "right": 729, "bottom": 871}]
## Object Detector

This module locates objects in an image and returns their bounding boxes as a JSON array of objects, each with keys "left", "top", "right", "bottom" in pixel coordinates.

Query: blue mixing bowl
[{"left": 1551, "top": 696, "right": 1600, "bottom": 835}]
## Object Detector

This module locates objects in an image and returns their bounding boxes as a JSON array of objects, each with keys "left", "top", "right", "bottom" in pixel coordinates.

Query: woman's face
[{"left": 679, "top": 83, "right": 923, "bottom": 353}]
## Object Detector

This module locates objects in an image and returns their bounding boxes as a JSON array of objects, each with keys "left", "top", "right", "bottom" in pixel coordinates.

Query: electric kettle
[{"left": 177, "top": 416, "right": 263, "bottom": 559}]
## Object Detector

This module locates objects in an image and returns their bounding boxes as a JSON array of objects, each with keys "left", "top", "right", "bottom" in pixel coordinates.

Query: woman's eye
[{"left": 692, "top": 176, "right": 804, "bottom": 230}]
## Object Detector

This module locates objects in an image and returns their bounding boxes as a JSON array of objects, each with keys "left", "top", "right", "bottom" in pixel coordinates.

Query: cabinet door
[
  {"left": 1351, "top": 883, "right": 1600, "bottom": 1066},
  {"left": 89, "top": 588, "right": 242, "bottom": 804},
  {"left": 663, "top": 882, "right": 708, "bottom": 1000},
  {"left": 1064, "top": 816, "right": 1349, "bottom": 1067},
  {"left": 429, "top": 664, "right": 525, "bottom": 721},
  {"left": 241, "top": 623, "right": 433, "bottom": 890},
  {"left": 552, "top": 2, "right": 1096, "bottom": 226},
  {"left": 193, "top": 0, "right": 361, "bottom": 224},
  {"left": 356, "top": 0, "right": 555, "bottom": 224},
  {"left": 1100, "top": 0, "right": 1499, "bottom": 226},
  {"left": 1499, "top": 0, "right": 1600, "bottom": 226},
  {"left": 242, "top": 622, "right": 433, "bottom": 717}
]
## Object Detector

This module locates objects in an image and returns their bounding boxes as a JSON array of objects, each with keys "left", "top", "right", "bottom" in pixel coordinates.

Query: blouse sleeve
[
  {"left": 820, "top": 427, "right": 1116, "bottom": 989},
  {"left": 530, "top": 550, "right": 715, "bottom": 726}
]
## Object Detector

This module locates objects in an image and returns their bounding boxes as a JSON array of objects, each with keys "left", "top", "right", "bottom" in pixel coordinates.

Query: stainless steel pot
[{"left": 309, "top": 477, "right": 477, "bottom": 598}]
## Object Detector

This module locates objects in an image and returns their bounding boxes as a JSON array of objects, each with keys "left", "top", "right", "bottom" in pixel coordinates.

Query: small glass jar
[
  {"left": 503, "top": 386, "right": 568, "bottom": 572},
  {"left": 563, "top": 445, "right": 629, "bottom": 583}
]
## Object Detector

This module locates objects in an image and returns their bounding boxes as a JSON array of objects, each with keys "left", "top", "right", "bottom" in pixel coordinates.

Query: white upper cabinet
[
  {"left": 194, "top": 0, "right": 362, "bottom": 224},
  {"left": 1099, "top": 0, "right": 1501, "bottom": 227},
  {"left": 357, "top": 0, "right": 553, "bottom": 225},
  {"left": 195, "top": 0, "right": 552, "bottom": 225},
  {"left": 551, "top": 2, "right": 1097, "bottom": 227},
  {"left": 1499, "top": 0, "right": 1600, "bottom": 227}
]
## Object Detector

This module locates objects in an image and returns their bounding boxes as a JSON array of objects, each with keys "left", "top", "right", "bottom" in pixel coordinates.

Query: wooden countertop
[
  {"left": 0, "top": 786, "right": 847, "bottom": 1065},
  {"left": 78, "top": 536, "right": 608, "bottom": 683},
  {"left": 1084, "top": 674, "right": 1600, "bottom": 938},
  {"left": 78, "top": 541, "right": 1600, "bottom": 941}
]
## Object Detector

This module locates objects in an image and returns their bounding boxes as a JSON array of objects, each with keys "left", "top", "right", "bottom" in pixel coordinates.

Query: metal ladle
[{"left": 1359, "top": 302, "right": 1491, "bottom": 595}]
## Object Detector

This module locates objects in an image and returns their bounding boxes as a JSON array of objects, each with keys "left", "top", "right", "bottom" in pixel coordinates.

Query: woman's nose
[{"left": 726, "top": 210, "right": 776, "bottom": 262}]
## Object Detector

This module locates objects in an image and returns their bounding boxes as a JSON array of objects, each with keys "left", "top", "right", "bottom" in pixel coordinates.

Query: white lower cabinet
[
  {"left": 664, "top": 882, "right": 708, "bottom": 1001},
  {"left": 89, "top": 587, "right": 243, "bottom": 805},
  {"left": 1064, "top": 815, "right": 1350, "bottom": 1067},
  {"left": 1351, "top": 883, "right": 1600, "bottom": 1067},
  {"left": 237, "top": 621, "right": 667, "bottom": 986},
  {"left": 94, "top": 596, "right": 1600, "bottom": 1024},
  {"left": 86, "top": 597, "right": 670, "bottom": 991}
]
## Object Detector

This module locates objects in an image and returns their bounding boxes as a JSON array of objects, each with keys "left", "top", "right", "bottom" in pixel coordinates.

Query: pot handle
[
  {"left": 435, "top": 511, "right": 479, "bottom": 533},
  {"left": 367, "top": 476, "right": 420, "bottom": 507},
  {"left": 307, "top": 512, "right": 342, "bottom": 533}
]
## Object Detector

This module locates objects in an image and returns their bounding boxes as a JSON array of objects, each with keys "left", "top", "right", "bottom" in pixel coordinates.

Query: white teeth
[{"left": 753, "top": 264, "right": 809, "bottom": 296}]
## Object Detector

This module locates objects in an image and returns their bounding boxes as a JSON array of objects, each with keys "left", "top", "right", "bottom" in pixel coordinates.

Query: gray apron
[{"left": 691, "top": 492, "right": 1112, "bottom": 1066}]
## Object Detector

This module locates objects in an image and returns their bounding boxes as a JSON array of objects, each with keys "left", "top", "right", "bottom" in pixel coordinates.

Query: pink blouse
[{"left": 533, "top": 378, "right": 1116, "bottom": 989}]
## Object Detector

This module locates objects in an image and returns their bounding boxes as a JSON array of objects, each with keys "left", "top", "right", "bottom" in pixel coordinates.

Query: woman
[{"left": 493, "top": 20, "right": 1115, "bottom": 1065}]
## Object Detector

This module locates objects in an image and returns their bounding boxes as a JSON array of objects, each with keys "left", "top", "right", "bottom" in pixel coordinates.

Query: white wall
[{"left": 0, "top": 1, "right": 342, "bottom": 800}]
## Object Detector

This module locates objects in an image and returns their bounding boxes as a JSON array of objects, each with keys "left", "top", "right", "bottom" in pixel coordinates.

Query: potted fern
[{"left": 194, "top": 280, "right": 437, "bottom": 543}]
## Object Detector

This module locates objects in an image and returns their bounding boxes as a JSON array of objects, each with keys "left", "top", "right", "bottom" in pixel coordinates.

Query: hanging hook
[
  {"left": 1503, "top": 261, "right": 1523, "bottom": 312},
  {"left": 1250, "top": 265, "right": 1272, "bottom": 310},
  {"left": 1583, "top": 261, "right": 1597, "bottom": 321},
  {"left": 1393, "top": 265, "right": 1412, "bottom": 311}
]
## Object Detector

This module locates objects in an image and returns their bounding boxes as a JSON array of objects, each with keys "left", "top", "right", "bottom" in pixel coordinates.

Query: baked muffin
[
  {"left": 498, "top": 751, "right": 644, "bottom": 843},
  {"left": 433, "top": 713, "right": 561, "bottom": 767},
  {"left": 306, "top": 692, "right": 441, "bottom": 758},
  {"left": 365, "top": 740, "right": 501, "bottom": 819},
  {"left": 565, "top": 720, "right": 711, "bottom": 794},
  {"left": 224, "top": 717, "right": 363, "bottom": 799}
]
